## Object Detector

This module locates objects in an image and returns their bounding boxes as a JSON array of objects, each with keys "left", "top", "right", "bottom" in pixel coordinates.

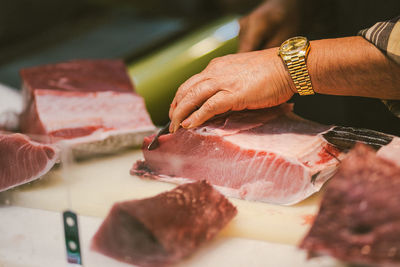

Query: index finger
[
  {"left": 181, "top": 91, "right": 233, "bottom": 129},
  {"left": 169, "top": 73, "right": 204, "bottom": 119},
  {"left": 170, "top": 79, "right": 217, "bottom": 132}
]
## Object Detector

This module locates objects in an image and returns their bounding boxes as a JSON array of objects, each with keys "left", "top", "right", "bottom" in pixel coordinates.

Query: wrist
[
  {"left": 276, "top": 37, "right": 313, "bottom": 95},
  {"left": 269, "top": 47, "right": 298, "bottom": 95}
]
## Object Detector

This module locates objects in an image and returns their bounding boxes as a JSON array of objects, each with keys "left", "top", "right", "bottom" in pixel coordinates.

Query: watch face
[{"left": 279, "top": 36, "right": 308, "bottom": 55}]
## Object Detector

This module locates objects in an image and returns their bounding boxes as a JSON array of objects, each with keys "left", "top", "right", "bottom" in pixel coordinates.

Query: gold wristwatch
[{"left": 278, "top": 36, "right": 314, "bottom": 96}]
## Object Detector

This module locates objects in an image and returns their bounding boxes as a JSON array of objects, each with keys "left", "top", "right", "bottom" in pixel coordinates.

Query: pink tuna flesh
[{"left": 132, "top": 104, "right": 345, "bottom": 205}]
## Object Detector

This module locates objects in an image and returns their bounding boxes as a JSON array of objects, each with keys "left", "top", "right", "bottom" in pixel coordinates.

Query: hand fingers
[
  {"left": 238, "top": 16, "right": 249, "bottom": 52},
  {"left": 169, "top": 73, "right": 204, "bottom": 119},
  {"left": 169, "top": 79, "right": 218, "bottom": 133},
  {"left": 238, "top": 13, "right": 275, "bottom": 53},
  {"left": 181, "top": 91, "right": 233, "bottom": 129},
  {"left": 263, "top": 24, "right": 298, "bottom": 49},
  {"left": 238, "top": 17, "right": 263, "bottom": 52}
]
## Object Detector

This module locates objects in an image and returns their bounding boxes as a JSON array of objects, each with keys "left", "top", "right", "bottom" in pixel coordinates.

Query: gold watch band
[{"left": 285, "top": 55, "right": 314, "bottom": 96}]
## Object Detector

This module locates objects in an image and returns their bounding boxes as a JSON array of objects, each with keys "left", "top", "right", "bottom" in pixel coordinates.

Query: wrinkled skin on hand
[
  {"left": 239, "top": 0, "right": 301, "bottom": 52},
  {"left": 169, "top": 49, "right": 296, "bottom": 133}
]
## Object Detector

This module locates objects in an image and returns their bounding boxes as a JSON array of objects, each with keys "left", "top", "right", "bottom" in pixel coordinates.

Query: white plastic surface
[{"left": 0, "top": 206, "right": 343, "bottom": 267}]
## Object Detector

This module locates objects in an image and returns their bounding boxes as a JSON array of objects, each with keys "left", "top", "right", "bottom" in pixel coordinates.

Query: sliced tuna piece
[
  {"left": 91, "top": 180, "right": 237, "bottom": 267},
  {"left": 20, "top": 89, "right": 155, "bottom": 158},
  {"left": 131, "top": 104, "right": 345, "bottom": 205},
  {"left": 300, "top": 144, "right": 400, "bottom": 266},
  {"left": 19, "top": 59, "right": 155, "bottom": 158},
  {"left": 20, "top": 59, "right": 134, "bottom": 93},
  {"left": 0, "top": 132, "right": 58, "bottom": 192}
]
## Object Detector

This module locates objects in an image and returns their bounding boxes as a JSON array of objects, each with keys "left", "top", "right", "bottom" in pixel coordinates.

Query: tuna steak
[
  {"left": 300, "top": 144, "right": 400, "bottom": 266},
  {"left": 20, "top": 59, "right": 134, "bottom": 93},
  {"left": 91, "top": 180, "right": 237, "bottom": 267},
  {"left": 131, "top": 104, "right": 345, "bottom": 205},
  {"left": 0, "top": 132, "right": 58, "bottom": 192},
  {"left": 20, "top": 89, "right": 155, "bottom": 158},
  {"left": 19, "top": 59, "right": 156, "bottom": 158}
]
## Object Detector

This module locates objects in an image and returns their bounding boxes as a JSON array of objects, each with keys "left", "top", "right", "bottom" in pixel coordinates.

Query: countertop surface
[
  {"left": 0, "top": 206, "right": 343, "bottom": 267},
  {"left": 0, "top": 83, "right": 344, "bottom": 267},
  {"left": 0, "top": 147, "right": 344, "bottom": 267}
]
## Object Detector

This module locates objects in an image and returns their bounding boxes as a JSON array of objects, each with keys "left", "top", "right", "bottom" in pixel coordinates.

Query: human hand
[
  {"left": 168, "top": 48, "right": 296, "bottom": 133},
  {"left": 239, "top": 0, "right": 301, "bottom": 52}
]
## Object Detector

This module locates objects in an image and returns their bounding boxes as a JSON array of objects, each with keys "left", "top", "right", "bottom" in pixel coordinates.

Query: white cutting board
[
  {"left": 1, "top": 207, "right": 343, "bottom": 267},
  {"left": 0, "top": 149, "right": 322, "bottom": 245}
]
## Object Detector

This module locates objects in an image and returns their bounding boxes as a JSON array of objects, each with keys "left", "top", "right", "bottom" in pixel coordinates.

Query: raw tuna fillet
[
  {"left": 19, "top": 59, "right": 156, "bottom": 158},
  {"left": 300, "top": 144, "right": 400, "bottom": 266},
  {"left": 0, "top": 132, "right": 58, "bottom": 192},
  {"left": 20, "top": 59, "right": 134, "bottom": 93},
  {"left": 20, "top": 89, "right": 155, "bottom": 158},
  {"left": 131, "top": 104, "right": 345, "bottom": 205},
  {"left": 91, "top": 180, "right": 237, "bottom": 267}
]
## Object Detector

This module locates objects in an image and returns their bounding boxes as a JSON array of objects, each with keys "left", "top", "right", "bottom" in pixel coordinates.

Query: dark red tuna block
[
  {"left": 132, "top": 104, "right": 345, "bottom": 205},
  {"left": 19, "top": 60, "right": 155, "bottom": 158},
  {"left": 300, "top": 144, "right": 400, "bottom": 266},
  {"left": 0, "top": 132, "right": 58, "bottom": 192},
  {"left": 91, "top": 180, "right": 237, "bottom": 267},
  {"left": 20, "top": 59, "right": 134, "bottom": 93}
]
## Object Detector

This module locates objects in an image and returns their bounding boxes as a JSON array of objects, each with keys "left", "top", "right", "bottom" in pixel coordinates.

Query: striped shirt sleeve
[{"left": 358, "top": 16, "right": 400, "bottom": 118}]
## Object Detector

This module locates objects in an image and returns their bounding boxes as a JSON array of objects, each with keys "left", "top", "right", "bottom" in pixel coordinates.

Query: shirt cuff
[{"left": 358, "top": 16, "right": 400, "bottom": 119}]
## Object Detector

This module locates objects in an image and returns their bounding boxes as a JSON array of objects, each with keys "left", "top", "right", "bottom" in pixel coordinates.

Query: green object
[
  {"left": 63, "top": 211, "right": 82, "bottom": 265},
  {"left": 128, "top": 16, "right": 239, "bottom": 125}
]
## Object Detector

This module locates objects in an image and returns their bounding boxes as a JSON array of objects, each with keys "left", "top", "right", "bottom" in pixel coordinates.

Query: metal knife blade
[
  {"left": 147, "top": 121, "right": 171, "bottom": 150},
  {"left": 322, "top": 126, "right": 393, "bottom": 151}
]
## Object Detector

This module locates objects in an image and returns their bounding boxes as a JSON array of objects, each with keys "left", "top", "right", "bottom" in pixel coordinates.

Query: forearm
[
  {"left": 169, "top": 36, "right": 400, "bottom": 131},
  {"left": 307, "top": 36, "right": 400, "bottom": 99}
]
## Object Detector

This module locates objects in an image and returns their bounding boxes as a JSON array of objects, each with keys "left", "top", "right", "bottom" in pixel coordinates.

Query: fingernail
[{"left": 181, "top": 119, "right": 191, "bottom": 129}]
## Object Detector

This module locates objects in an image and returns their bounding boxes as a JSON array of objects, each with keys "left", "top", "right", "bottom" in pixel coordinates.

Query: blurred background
[
  {"left": 0, "top": 0, "right": 259, "bottom": 88},
  {"left": 0, "top": 0, "right": 399, "bottom": 133}
]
